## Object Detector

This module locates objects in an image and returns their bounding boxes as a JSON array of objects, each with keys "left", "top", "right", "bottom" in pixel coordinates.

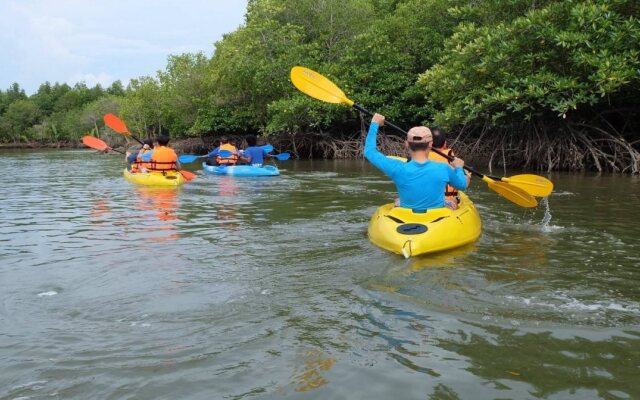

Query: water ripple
[{"left": 1, "top": 153, "right": 639, "bottom": 399}]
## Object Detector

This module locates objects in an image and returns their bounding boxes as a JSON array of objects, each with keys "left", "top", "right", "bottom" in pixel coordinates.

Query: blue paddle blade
[
  {"left": 178, "top": 154, "right": 201, "bottom": 163},
  {"left": 260, "top": 144, "right": 273, "bottom": 154},
  {"left": 274, "top": 153, "right": 290, "bottom": 160}
]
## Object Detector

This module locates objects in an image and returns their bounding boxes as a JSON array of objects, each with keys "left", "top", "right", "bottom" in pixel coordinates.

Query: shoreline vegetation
[
  {"left": 5, "top": 126, "right": 639, "bottom": 174},
  {"left": 1, "top": 0, "right": 638, "bottom": 173}
]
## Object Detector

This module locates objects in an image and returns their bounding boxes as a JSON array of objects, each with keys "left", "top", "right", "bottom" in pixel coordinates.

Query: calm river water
[{"left": 1, "top": 149, "right": 639, "bottom": 399}]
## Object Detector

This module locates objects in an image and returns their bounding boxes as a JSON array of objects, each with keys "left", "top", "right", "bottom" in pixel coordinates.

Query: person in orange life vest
[
  {"left": 126, "top": 139, "right": 154, "bottom": 173},
  {"left": 429, "top": 128, "right": 471, "bottom": 210},
  {"left": 149, "top": 135, "right": 179, "bottom": 172},
  {"left": 205, "top": 136, "right": 239, "bottom": 166}
]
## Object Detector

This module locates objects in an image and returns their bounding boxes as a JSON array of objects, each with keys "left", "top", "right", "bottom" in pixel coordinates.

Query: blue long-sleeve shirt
[
  {"left": 241, "top": 146, "right": 268, "bottom": 166},
  {"left": 364, "top": 122, "right": 468, "bottom": 211}
]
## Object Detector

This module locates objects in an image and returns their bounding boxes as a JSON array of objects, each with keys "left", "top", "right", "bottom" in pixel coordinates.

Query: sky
[{"left": 0, "top": 0, "right": 249, "bottom": 94}]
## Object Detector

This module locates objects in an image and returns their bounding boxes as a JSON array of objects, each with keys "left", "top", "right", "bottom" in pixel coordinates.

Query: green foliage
[
  {"left": 265, "top": 95, "right": 353, "bottom": 134},
  {"left": 2, "top": 0, "right": 638, "bottom": 165},
  {"left": 0, "top": 83, "right": 27, "bottom": 114},
  {"left": 448, "top": 0, "right": 557, "bottom": 25},
  {"left": 119, "top": 77, "right": 163, "bottom": 138},
  {"left": 0, "top": 0, "right": 457, "bottom": 142},
  {"left": 157, "top": 53, "right": 211, "bottom": 136},
  {"left": 420, "top": 0, "right": 640, "bottom": 128},
  {"left": 107, "top": 81, "right": 125, "bottom": 96},
  {"left": 80, "top": 96, "right": 121, "bottom": 136},
  {"left": 200, "top": 0, "right": 385, "bottom": 135},
  {"left": 206, "top": 10, "right": 312, "bottom": 132},
  {"left": 53, "top": 83, "right": 105, "bottom": 113},
  {"left": 0, "top": 79, "right": 121, "bottom": 143},
  {"left": 2, "top": 99, "right": 40, "bottom": 142},
  {"left": 246, "top": 0, "right": 374, "bottom": 55}
]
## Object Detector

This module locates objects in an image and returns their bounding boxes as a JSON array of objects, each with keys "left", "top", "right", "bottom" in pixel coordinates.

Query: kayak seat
[{"left": 396, "top": 223, "right": 428, "bottom": 235}]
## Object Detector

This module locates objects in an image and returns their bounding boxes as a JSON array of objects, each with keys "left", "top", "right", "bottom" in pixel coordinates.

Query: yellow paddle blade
[
  {"left": 501, "top": 174, "right": 554, "bottom": 197},
  {"left": 290, "top": 66, "right": 354, "bottom": 107},
  {"left": 386, "top": 155, "right": 407, "bottom": 162},
  {"left": 482, "top": 176, "right": 538, "bottom": 208}
]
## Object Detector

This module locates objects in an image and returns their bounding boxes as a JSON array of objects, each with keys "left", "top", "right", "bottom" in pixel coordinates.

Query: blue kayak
[{"left": 202, "top": 163, "right": 280, "bottom": 176}]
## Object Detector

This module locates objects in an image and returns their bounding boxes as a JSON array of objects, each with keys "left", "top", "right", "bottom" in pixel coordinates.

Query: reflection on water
[
  {"left": 88, "top": 197, "right": 111, "bottom": 221},
  {"left": 433, "top": 323, "right": 639, "bottom": 399},
  {"left": 135, "top": 186, "right": 179, "bottom": 222},
  {"left": 0, "top": 152, "right": 639, "bottom": 399},
  {"left": 292, "top": 348, "right": 336, "bottom": 392},
  {"left": 407, "top": 244, "right": 478, "bottom": 272},
  {"left": 133, "top": 186, "right": 179, "bottom": 242},
  {"left": 214, "top": 176, "right": 241, "bottom": 230}
]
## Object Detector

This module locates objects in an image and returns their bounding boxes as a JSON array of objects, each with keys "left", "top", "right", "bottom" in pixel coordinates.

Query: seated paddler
[
  {"left": 363, "top": 113, "right": 468, "bottom": 212},
  {"left": 149, "top": 135, "right": 179, "bottom": 172}
]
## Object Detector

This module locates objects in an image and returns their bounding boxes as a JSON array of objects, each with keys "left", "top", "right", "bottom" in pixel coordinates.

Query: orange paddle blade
[
  {"left": 82, "top": 135, "right": 110, "bottom": 151},
  {"left": 103, "top": 113, "right": 130, "bottom": 135},
  {"left": 180, "top": 170, "right": 197, "bottom": 181}
]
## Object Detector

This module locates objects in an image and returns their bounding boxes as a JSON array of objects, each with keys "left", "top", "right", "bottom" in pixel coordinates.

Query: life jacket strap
[{"left": 148, "top": 161, "right": 177, "bottom": 171}]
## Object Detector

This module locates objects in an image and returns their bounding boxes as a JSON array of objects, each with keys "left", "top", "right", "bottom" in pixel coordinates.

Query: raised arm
[{"left": 364, "top": 114, "right": 403, "bottom": 178}]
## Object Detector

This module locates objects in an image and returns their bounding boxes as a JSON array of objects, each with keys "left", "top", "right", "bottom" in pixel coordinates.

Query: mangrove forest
[{"left": 1, "top": 0, "right": 639, "bottom": 172}]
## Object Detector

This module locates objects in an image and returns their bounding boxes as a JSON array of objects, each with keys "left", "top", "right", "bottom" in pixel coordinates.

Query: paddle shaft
[
  {"left": 289, "top": 66, "right": 538, "bottom": 206},
  {"left": 355, "top": 105, "right": 551, "bottom": 193},
  {"left": 353, "top": 104, "right": 486, "bottom": 179},
  {"left": 127, "top": 132, "right": 145, "bottom": 146}
]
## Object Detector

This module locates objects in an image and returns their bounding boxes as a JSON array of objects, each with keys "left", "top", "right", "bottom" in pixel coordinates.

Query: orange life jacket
[
  {"left": 149, "top": 146, "right": 178, "bottom": 171},
  {"left": 216, "top": 143, "right": 238, "bottom": 165},
  {"left": 429, "top": 147, "right": 459, "bottom": 199}
]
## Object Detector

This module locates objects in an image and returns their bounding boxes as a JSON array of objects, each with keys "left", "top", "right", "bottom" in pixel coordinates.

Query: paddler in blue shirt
[
  {"left": 364, "top": 113, "right": 468, "bottom": 211},
  {"left": 238, "top": 134, "right": 270, "bottom": 166}
]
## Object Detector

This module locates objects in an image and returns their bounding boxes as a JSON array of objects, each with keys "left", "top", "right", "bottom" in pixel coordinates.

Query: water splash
[{"left": 540, "top": 197, "right": 552, "bottom": 231}]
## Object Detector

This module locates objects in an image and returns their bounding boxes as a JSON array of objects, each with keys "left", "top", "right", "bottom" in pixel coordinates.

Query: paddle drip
[
  {"left": 401, "top": 240, "right": 412, "bottom": 259},
  {"left": 540, "top": 197, "right": 552, "bottom": 232}
]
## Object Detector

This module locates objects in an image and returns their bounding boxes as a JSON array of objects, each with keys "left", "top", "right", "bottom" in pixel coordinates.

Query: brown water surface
[{"left": 1, "top": 149, "right": 639, "bottom": 399}]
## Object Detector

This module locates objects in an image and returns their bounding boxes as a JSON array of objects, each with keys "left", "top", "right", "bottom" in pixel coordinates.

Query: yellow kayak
[
  {"left": 368, "top": 192, "right": 481, "bottom": 258},
  {"left": 123, "top": 168, "right": 186, "bottom": 187}
]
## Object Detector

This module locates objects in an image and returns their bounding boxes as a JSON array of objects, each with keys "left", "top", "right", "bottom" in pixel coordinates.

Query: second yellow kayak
[
  {"left": 123, "top": 168, "right": 186, "bottom": 187},
  {"left": 368, "top": 192, "right": 481, "bottom": 258}
]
